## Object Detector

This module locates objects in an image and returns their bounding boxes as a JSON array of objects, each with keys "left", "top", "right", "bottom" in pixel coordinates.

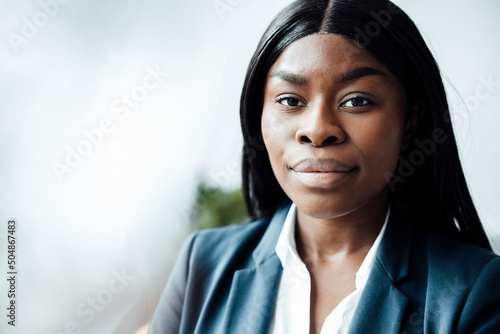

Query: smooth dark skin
[{"left": 261, "top": 34, "right": 418, "bottom": 333}]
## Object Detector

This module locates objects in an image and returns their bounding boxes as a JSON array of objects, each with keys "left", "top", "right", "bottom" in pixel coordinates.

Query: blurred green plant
[{"left": 190, "top": 183, "right": 248, "bottom": 230}]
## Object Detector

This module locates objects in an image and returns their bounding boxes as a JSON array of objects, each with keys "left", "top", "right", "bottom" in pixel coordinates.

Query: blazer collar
[
  {"left": 220, "top": 201, "right": 291, "bottom": 333},
  {"left": 375, "top": 199, "right": 412, "bottom": 283},
  {"left": 348, "top": 199, "right": 414, "bottom": 333},
  {"left": 252, "top": 200, "right": 293, "bottom": 266}
]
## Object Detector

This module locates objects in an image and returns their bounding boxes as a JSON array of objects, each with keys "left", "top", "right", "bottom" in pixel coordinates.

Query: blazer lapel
[
  {"left": 347, "top": 261, "right": 410, "bottom": 334},
  {"left": 220, "top": 257, "right": 282, "bottom": 334},
  {"left": 220, "top": 201, "right": 291, "bottom": 334},
  {"left": 348, "top": 201, "right": 414, "bottom": 334}
]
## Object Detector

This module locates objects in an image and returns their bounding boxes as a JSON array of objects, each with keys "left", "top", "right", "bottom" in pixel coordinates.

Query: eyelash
[
  {"left": 275, "top": 95, "right": 375, "bottom": 109},
  {"left": 275, "top": 96, "right": 305, "bottom": 107},
  {"left": 340, "top": 96, "right": 375, "bottom": 108}
]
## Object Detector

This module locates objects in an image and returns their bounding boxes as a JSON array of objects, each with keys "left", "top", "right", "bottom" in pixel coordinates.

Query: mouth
[{"left": 290, "top": 159, "right": 357, "bottom": 188}]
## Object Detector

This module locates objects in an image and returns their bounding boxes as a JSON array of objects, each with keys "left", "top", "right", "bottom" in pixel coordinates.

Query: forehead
[{"left": 268, "top": 34, "right": 386, "bottom": 78}]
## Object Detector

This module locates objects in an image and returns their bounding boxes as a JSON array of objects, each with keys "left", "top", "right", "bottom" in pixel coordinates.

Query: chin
[{"left": 292, "top": 194, "right": 361, "bottom": 220}]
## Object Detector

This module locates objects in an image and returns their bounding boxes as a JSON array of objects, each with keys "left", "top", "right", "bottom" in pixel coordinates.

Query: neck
[{"left": 295, "top": 192, "right": 389, "bottom": 262}]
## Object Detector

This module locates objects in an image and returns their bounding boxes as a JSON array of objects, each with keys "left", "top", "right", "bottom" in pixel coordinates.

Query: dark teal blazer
[{"left": 149, "top": 200, "right": 500, "bottom": 333}]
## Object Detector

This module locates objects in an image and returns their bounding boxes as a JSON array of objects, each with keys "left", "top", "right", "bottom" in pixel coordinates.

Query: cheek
[
  {"left": 355, "top": 112, "right": 405, "bottom": 176},
  {"left": 261, "top": 108, "right": 294, "bottom": 177},
  {"left": 261, "top": 105, "right": 285, "bottom": 139},
  {"left": 261, "top": 109, "right": 282, "bottom": 165}
]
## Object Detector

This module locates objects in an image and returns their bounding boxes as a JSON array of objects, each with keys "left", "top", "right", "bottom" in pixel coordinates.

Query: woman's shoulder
[
  {"left": 411, "top": 227, "right": 500, "bottom": 332},
  {"left": 421, "top": 225, "right": 499, "bottom": 268},
  {"left": 192, "top": 216, "right": 270, "bottom": 249},
  {"left": 181, "top": 215, "right": 274, "bottom": 270},
  {"left": 390, "top": 201, "right": 499, "bottom": 275},
  {"left": 411, "top": 223, "right": 500, "bottom": 292}
]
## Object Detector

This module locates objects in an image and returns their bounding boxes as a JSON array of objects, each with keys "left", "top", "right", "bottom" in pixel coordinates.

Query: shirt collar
[
  {"left": 275, "top": 202, "right": 391, "bottom": 289},
  {"left": 275, "top": 202, "right": 300, "bottom": 269}
]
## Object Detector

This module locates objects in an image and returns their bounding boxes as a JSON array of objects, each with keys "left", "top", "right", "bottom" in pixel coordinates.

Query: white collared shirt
[{"left": 268, "top": 202, "right": 390, "bottom": 334}]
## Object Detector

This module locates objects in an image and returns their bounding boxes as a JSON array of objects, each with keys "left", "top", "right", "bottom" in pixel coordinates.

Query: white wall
[{"left": 0, "top": 0, "right": 498, "bottom": 333}]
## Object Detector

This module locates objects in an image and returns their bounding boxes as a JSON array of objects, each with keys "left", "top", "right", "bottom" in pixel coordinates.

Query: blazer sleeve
[
  {"left": 456, "top": 256, "right": 500, "bottom": 333},
  {"left": 148, "top": 233, "right": 196, "bottom": 334}
]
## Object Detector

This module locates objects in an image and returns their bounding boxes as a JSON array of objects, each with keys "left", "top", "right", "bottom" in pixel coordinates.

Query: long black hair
[{"left": 239, "top": 0, "right": 492, "bottom": 250}]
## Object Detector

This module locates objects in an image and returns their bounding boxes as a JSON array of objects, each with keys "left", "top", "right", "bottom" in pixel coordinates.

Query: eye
[
  {"left": 276, "top": 96, "right": 306, "bottom": 108},
  {"left": 340, "top": 96, "right": 374, "bottom": 108}
]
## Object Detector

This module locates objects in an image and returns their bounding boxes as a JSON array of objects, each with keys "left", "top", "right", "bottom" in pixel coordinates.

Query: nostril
[
  {"left": 300, "top": 135, "right": 338, "bottom": 146},
  {"left": 323, "top": 136, "right": 338, "bottom": 145}
]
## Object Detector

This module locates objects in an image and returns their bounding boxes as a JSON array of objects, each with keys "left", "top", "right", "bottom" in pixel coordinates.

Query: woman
[{"left": 149, "top": 0, "right": 500, "bottom": 333}]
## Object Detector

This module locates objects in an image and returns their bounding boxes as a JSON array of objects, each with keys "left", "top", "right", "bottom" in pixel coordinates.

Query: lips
[
  {"left": 291, "top": 158, "right": 356, "bottom": 173},
  {"left": 290, "top": 159, "right": 357, "bottom": 188}
]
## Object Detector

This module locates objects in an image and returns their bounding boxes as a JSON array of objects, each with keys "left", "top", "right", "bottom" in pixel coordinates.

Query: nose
[{"left": 295, "top": 101, "right": 346, "bottom": 146}]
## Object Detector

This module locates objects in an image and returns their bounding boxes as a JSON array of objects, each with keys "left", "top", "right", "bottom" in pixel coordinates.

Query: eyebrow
[
  {"left": 333, "top": 67, "right": 387, "bottom": 84},
  {"left": 268, "top": 66, "right": 387, "bottom": 86},
  {"left": 269, "top": 70, "right": 309, "bottom": 86}
]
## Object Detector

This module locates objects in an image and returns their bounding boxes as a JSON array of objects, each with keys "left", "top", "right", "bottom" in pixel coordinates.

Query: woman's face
[{"left": 261, "top": 34, "right": 413, "bottom": 219}]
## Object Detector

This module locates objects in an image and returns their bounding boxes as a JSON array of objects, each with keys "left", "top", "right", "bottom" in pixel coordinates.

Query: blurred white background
[{"left": 0, "top": 0, "right": 499, "bottom": 333}]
